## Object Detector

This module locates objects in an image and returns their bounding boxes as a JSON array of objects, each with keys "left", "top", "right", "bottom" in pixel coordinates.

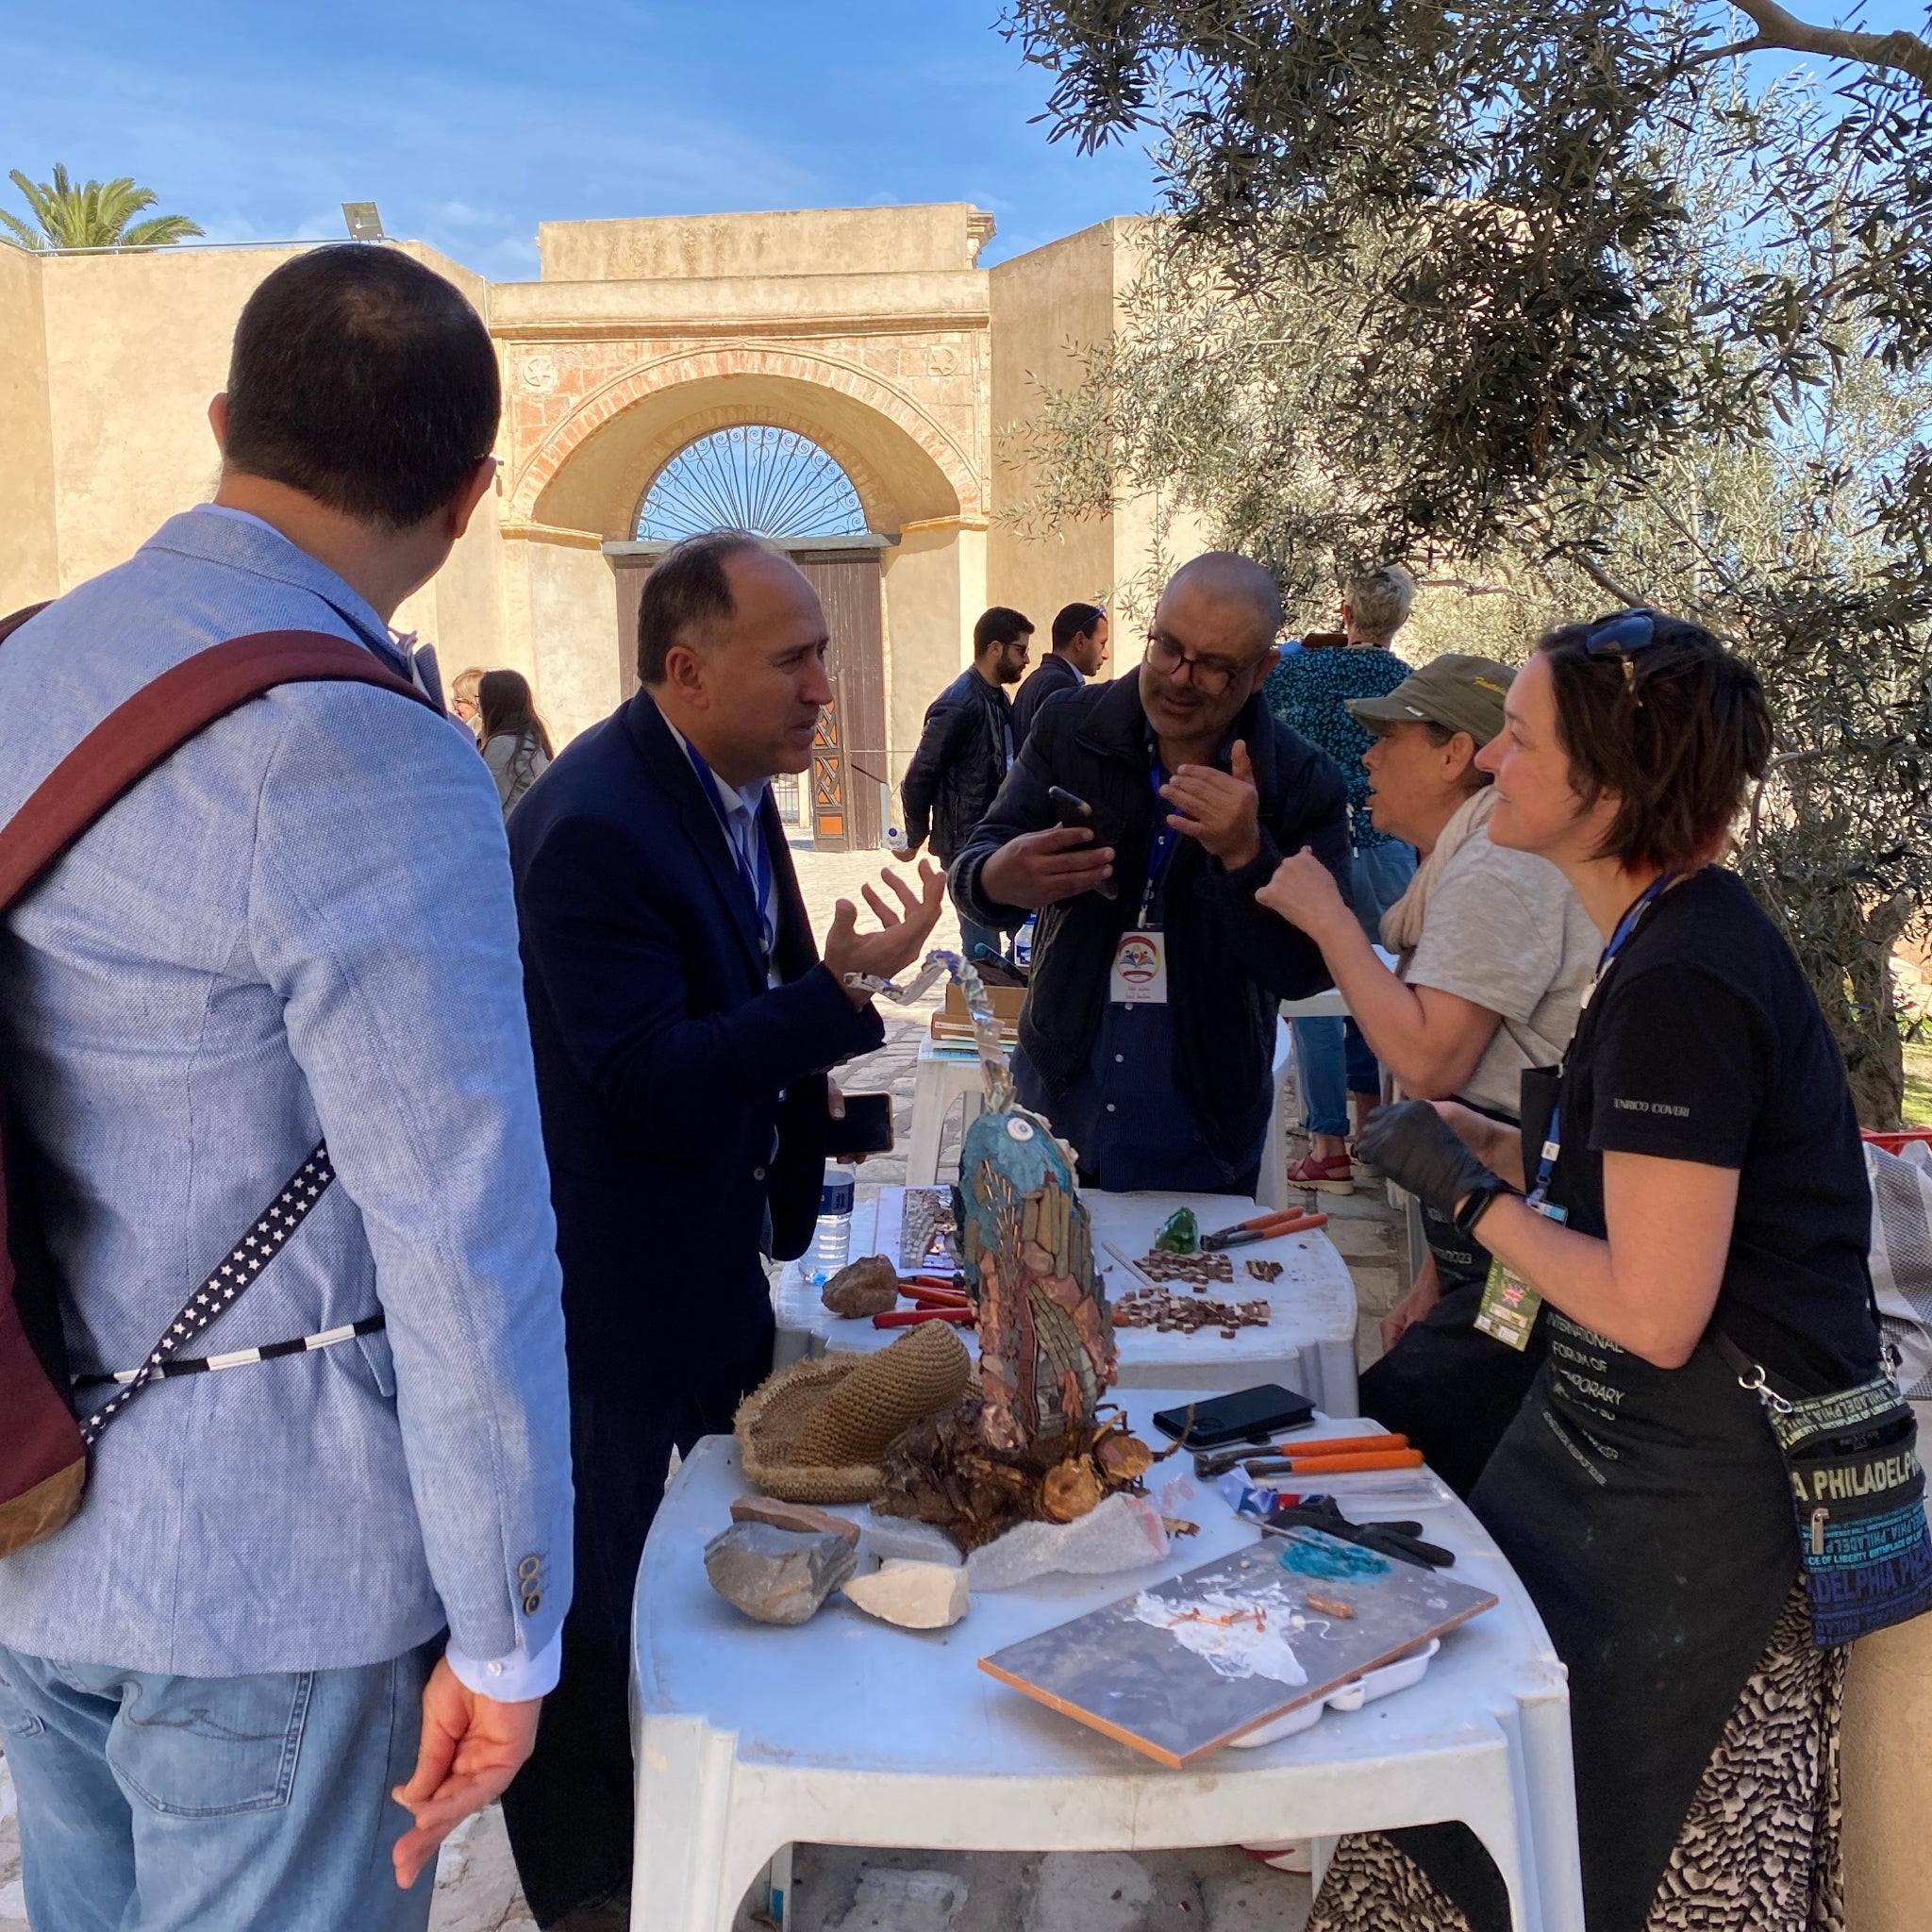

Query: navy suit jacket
[{"left": 508, "top": 690, "right": 883, "bottom": 1400}]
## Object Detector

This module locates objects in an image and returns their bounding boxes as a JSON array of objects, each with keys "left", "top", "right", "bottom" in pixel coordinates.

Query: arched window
[{"left": 635, "top": 425, "right": 866, "bottom": 540}]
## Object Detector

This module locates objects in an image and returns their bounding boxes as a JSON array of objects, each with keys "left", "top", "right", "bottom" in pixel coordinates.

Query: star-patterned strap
[{"left": 76, "top": 1142, "right": 335, "bottom": 1447}]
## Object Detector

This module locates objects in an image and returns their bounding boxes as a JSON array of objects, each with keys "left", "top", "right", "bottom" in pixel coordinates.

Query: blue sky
[
  {"left": 0, "top": 1, "right": 1160, "bottom": 276},
  {"left": 3, "top": 3, "right": 1927, "bottom": 280}
]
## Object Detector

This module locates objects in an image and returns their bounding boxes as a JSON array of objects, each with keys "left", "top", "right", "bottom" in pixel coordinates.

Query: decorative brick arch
[{"left": 509, "top": 343, "right": 978, "bottom": 523}]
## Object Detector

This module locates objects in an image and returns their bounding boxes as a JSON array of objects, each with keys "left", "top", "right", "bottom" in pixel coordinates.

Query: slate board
[{"left": 979, "top": 1531, "right": 1497, "bottom": 1768}]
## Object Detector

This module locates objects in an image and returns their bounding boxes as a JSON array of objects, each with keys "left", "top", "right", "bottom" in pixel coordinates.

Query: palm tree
[{"left": 0, "top": 164, "right": 204, "bottom": 251}]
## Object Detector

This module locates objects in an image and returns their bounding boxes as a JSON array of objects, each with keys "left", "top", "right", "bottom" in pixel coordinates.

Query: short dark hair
[
  {"left": 974, "top": 607, "right": 1034, "bottom": 655},
  {"left": 224, "top": 245, "right": 499, "bottom": 530},
  {"left": 1538, "top": 613, "right": 1773, "bottom": 871},
  {"left": 1051, "top": 602, "right": 1106, "bottom": 652},
  {"left": 636, "top": 530, "right": 778, "bottom": 686}
]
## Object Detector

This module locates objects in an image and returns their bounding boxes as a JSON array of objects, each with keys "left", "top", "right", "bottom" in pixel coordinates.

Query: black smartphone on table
[
  {"left": 1151, "top": 1383, "right": 1317, "bottom": 1448},
  {"left": 824, "top": 1091, "right": 895, "bottom": 1158}
]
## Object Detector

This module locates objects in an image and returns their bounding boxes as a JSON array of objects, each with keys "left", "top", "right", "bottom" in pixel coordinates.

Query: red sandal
[{"left": 1285, "top": 1151, "right": 1356, "bottom": 1195}]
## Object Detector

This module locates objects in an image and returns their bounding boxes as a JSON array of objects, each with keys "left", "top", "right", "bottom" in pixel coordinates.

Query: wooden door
[{"left": 793, "top": 549, "right": 886, "bottom": 852}]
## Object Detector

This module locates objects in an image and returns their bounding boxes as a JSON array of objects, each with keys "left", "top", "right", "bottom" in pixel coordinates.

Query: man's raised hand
[
  {"left": 1161, "top": 738, "right": 1260, "bottom": 869},
  {"left": 824, "top": 859, "right": 946, "bottom": 1006},
  {"left": 976, "top": 824, "right": 1116, "bottom": 908}
]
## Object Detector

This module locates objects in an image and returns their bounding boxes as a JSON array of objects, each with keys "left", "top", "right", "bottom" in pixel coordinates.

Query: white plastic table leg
[
  {"left": 631, "top": 1715, "right": 765, "bottom": 1932},
  {"left": 1257, "top": 1018, "right": 1294, "bottom": 1211}
]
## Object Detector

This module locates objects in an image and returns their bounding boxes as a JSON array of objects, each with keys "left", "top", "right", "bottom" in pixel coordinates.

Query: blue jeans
[
  {"left": 0, "top": 1637, "right": 439, "bottom": 1932},
  {"left": 1294, "top": 840, "right": 1416, "bottom": 1136}
]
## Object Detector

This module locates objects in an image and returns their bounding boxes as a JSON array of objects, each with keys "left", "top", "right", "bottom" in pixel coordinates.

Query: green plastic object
[{"left": 1153, "top": 1207, "right": 1199, "bottom": 1255}]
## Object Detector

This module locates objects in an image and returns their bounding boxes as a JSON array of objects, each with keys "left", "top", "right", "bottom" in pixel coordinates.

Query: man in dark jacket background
[
  {"left": 1012, "top": 600, "right": 1108, "bottom": 747},
  {"left": 504, "top": 532, "right": 941, "bottom": 1926},
  {"left": 897, "top": 605, "right": 1032, "bottom": 964},
  {"left": 952, "top": 553, "right": 1351, "bottom": 1194}
]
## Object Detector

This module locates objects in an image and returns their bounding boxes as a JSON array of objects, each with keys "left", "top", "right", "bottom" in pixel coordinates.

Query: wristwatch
[{"left": 1452, "top": 1174, "right": 1516, "bottom": 1240}]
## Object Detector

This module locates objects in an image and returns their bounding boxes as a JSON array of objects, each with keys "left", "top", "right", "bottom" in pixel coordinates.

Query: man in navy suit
[{"left": 501, "top": 531, "right": 942, "bottom": 1928}]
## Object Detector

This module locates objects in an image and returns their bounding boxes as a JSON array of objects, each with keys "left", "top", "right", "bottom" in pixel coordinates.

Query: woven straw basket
[{"left": 735, "top": 1320, "right": 972, "bottom": 1504}]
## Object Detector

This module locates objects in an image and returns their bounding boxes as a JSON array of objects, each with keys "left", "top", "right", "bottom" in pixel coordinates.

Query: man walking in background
[
  {"left": 0, "top": 246, "right": 572, "bottom": 1931},
  {"left": 1012, "top": 600, "right": 1108, "bottom": 747},
  {"left": 505, "top": 532, "right": 943, "bottom": 1927},
  {"left": 897, "top": 604, "right": 1032, "bottom": 966}
]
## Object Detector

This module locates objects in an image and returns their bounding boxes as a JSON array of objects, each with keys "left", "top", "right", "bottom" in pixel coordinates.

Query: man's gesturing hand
[
  {"left": 977, "top": 825, "right": 1115, "bottom": 908},
  {"left": 823, "top": 860, "right": 945, "bottom": 1006},
  {"left": 1162, "top": 739, "right": 1260, "bottom": 869},
  {"left": 391, "top": 1659, "right": 542, "bottom": 1890}
]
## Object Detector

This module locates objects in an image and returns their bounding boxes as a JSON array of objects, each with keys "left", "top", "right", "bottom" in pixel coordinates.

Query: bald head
[{"left": 1164, "top": 552, "right": 1283, "bottom": 653}]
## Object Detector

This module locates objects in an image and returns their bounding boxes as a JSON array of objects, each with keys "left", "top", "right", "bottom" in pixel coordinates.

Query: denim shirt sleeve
[{"left": 242, "top": 680, "right": 575, "bottom": 1668}]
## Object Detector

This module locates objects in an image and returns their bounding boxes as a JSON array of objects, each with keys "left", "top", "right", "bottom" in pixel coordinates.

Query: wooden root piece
[{"left": 873, "top": 1399, "right": 1158, "bottom": 1552}]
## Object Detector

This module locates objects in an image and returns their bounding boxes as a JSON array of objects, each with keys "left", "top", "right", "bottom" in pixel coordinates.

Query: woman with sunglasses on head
[{"left": 1307, "top": 611, "right": 1907, "bottom": 1932}]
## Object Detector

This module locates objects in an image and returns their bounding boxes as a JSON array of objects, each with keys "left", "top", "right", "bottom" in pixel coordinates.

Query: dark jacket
[
  {"left": 1011, "top": 651, "right": 1086, "bottom": 748},
  {"left": 509, "top": 690, "right": 882, "bottom": 1399},
  {"left": 951, "top": 674, "right": 1352, "bottom": 1161},
  {"left": 900, "top": 666, "right": 1013, "bottom": 861}
]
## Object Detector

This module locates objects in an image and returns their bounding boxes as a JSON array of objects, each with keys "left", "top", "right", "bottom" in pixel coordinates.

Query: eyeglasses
[
  {"left": 1583, "top": 608, "right": 1664, "bottom": 689},
  {"left": 1143, "top": 627, "right": 1266, "bottom": 696}
]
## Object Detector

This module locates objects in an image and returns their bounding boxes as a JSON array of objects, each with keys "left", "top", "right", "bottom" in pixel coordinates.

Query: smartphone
[
  {"left": 1151, "top": 1383, "right": 1317, "bottom": 1448},
  {"left": 824, "top": 1091, "right": 894, "bottom": 1158},
  {"left": 1046, "top": 786, "right": 1120, "bottom": 899},
  {"left": 1048, "top": 784, "right": 1093, "bottom": 831}
]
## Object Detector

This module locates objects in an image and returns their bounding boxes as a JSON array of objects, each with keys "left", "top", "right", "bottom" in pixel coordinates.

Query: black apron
[{"left": 1391, "top": 1072, "right": 1801, "bottom": 1932}]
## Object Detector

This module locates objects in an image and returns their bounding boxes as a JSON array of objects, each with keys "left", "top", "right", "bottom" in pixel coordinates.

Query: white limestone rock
[{"left": 841, "top": 1557, "right": 970, "bottom": 1629}]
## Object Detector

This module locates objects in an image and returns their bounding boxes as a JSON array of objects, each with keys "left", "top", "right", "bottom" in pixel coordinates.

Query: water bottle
[
  {"left": 809, "top": 1170, "right": 856, "bottom": 1283},
  {"left": 1012, "top": 914, "right": 1038, "bottom": 972}
]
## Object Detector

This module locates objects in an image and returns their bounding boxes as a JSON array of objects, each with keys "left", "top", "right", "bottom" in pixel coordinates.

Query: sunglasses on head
[{"left": 1583, "top": 607, "right": 1664, "bottom": 689}]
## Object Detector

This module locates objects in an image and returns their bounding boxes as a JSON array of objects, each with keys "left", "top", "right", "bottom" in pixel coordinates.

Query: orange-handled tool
[
  {"left": 903, "top": 1285, "right": 972, "bottom": 1308},
  {"left": 1246, "top": 1449, "right": 1424, "bottom": 1476},
  {"left": 873, "top": 1307, "right": 974, "bottom": 1329},
  {"left": 1251, "top": 1431, "right": 1408, "bottom": 1460}
]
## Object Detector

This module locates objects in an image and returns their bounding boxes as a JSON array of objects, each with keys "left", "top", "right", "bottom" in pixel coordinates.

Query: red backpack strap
[
  {"left": 0, "top": 603, "right": 52, "bottom": 647},
  {"left": 0, "top": 628, "right": 441, "bottom": 914}
]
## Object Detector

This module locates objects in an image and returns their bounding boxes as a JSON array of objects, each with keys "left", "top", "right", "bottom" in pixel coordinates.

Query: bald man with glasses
[{"left": 951, "top": 552, "right": 1353, "bottom": 1193}]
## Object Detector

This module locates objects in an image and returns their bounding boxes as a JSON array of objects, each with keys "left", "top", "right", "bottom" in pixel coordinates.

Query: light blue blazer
[{"left": 0, "top": 508, "right": 573, "bottom": 1677}]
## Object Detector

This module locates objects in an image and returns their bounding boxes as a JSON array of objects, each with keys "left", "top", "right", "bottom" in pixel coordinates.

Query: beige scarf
[{"left": 1379, "top": 785, "right": 1499, "bottom": 955}]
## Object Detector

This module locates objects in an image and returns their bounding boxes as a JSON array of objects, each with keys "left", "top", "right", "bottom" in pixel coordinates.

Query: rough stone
[
  {"left": 859, "top": 1512, "right": 966, "bottom": 1567},
  {"left": 705, "top": 1522, "right": 858, "bottom": 1625},
  {"left": 821, "top": 1255, "right": 902, "bottom": 1319},
  {"left": 966, "top": 1493, "right": 1171, "bottom": 1592},
  {"left": 841, "top": 1557, "right": 971, "bottom": 1629},
  {"left": 731, "top": 1495, "right": 862, "bottom": 1548}
]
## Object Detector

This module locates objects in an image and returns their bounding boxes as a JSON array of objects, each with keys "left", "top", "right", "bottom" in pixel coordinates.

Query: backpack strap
[
  {"left": 0, "top": 617, "right": 444, "bottom": 1541},
  {"left": 0, "top": 625, "right": 440, "bottom": 913}
]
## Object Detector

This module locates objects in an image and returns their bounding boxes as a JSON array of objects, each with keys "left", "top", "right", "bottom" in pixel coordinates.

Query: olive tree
[{"left": 999, "top": 2, "right": 1932, "bottom": 1124}]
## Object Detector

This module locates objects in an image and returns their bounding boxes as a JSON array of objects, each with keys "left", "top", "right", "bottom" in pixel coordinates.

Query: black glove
[{"left": 1357, "top": 1100, "right": 1498, "bottom": 1220}]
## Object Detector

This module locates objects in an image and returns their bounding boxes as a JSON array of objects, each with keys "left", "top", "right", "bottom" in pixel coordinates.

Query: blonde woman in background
[
  {"left": 477, "top": 669, "right": 554, "bottom": 817},
  {"left": 450, "top": 664, "right": 485, "bottom": 738}
]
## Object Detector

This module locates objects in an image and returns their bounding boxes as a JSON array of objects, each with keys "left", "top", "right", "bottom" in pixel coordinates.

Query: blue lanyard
[
  {"left": 1527, "top": 871, "right": 1676, "bottom": 1208},
  {"left": 683, "top": 739, "right": 774, "bottom": 956},
  {"left": 1140, "top": 756, "right": 1181, "bottom": 925}
]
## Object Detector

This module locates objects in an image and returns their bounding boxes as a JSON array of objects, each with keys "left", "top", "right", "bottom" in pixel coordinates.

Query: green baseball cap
[{"left": 1344, "top": 653, "right": 1516, "bottom": 745}]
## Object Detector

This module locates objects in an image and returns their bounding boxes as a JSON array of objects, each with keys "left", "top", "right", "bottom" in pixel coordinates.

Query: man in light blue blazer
[{"left": 0, "top": 246, "right": 573, "bottom": 1932}]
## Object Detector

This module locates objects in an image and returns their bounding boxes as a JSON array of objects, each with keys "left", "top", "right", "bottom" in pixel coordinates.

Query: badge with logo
[{"left": 1108, "top": 928, "right": 1169, "bottom": 1005}]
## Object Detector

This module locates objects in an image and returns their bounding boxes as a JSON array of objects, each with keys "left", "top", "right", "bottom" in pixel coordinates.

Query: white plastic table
[
  {"left": 774, "top": 1189, "right": 1360, "bottom": 1414},
  {"left": 628, "top": 1393, "right": 1583, "bottom": 1932}
]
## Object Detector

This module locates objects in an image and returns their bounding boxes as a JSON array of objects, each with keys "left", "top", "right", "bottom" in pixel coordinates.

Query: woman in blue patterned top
[{"left": 1264, "top": 565, "right": 1419, "bottom": 1189}]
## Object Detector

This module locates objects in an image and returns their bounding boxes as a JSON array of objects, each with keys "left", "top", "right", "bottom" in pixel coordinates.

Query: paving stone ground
[{"left": 0, "top": 841, "right": 1400, "bottom": 1932}]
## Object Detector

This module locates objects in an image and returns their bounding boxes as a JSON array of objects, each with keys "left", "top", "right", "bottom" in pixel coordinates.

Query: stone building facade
[{"left": 0, "top": 204, "right": 1195, "bottom": 837}]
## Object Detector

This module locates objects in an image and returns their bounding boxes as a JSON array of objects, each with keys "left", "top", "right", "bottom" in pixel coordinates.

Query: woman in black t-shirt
[{"left": 1309, "top": 613, "right": 1880, "bottom": 1932}]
